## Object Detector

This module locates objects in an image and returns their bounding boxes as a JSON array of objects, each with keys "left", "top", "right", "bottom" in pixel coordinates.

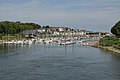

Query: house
[
  {"left": 22, "top": 30, "right": 37, "bottom": 39},
  {"left": 37, "top": 28, "right": 46, "bottom": 33},
  {"left": 78, "top": 30, "right": 87, "bottom": 36},
  {"left": 59, "top": 27, "right": 64, "bottom": 32}
]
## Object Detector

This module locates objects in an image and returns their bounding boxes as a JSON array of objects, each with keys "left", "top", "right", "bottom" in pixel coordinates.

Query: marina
[
  {"left": 1, "top": 38, "right": 98, "bottom": 46},
  {"left": 0, "top": 0, "right": 119, "bottom": 80}
]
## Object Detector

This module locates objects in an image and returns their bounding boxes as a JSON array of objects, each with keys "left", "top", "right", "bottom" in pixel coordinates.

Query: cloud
[{"left": 0, "top": 0, "right": 120, "bottom": 31}]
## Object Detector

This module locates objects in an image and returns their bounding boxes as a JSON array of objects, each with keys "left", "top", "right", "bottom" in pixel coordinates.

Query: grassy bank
[
  {"left": 93, "top": 36, "right": 120, "bottom": 55},
  {"left": 99, "top": 36, "right": 120, "bottom": 49}
]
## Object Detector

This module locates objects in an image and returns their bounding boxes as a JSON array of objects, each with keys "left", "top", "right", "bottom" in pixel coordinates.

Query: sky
[{"left": 0, "top": 0, "right": 120, "bottom": 32}]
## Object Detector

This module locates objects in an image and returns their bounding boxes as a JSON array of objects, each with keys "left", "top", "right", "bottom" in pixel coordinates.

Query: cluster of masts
[
  {"left": 1, "top": 36, "right": 99, "bottom": 46},
  {"left": 2, "top": 39, "right": 34, "bottom": 45}
]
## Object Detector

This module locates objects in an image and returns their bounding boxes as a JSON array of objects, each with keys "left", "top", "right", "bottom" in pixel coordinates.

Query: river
[{"left": 0, "top": 44, "right": 120, "bottom": 80}]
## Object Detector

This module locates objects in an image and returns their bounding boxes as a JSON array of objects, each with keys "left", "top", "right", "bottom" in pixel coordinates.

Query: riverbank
[{"left": 92, "top": 43, "right": 120, "bottom": 55}]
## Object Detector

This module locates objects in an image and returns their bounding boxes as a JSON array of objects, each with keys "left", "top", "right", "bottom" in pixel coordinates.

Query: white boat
[
  {"left": 23, "top": 40, "right": 33, "bottom": 45},
  {"left": 78, "top": 40, "right": 83, "bottom": 43},
  {"left": 36, "top": 39, "right": 44, "bottom": 43},
  {"left": 44, "top": 39, "right": 53, "bottom": 44},
  {"left": 82, "top": 42, "right": 89, "bottom": 46},
  {"left": 58, "top": 40, "right": 76, "bottom": 45}
]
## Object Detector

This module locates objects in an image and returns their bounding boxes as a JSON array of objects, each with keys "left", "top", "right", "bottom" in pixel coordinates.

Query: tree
[
  {"left": 0, "top": 21, "right": 41, "bottom": 35},
  {"left": 111, "top": 21, "right": 120, "bottom": 37},
  {"left": 43, "top": 25, "right": 50, "bottom": 28}
]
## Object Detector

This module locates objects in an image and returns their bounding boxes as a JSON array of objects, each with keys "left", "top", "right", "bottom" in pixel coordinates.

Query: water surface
[{"left": 0, "top": 44, "right": 120, "bottom": 80}]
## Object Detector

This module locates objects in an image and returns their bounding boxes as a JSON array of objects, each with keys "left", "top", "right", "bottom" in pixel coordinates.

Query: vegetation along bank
[{"left": 93, "top": 21, "right": 120, "bottom": 55}]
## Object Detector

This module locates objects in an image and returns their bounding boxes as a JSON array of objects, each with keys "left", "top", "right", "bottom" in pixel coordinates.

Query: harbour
[
  {"left": 0, "top": 37, "right": 99, "bottom": 46},
  {"left": 0, "top": 0, "right": 120, "bottom": 80}
]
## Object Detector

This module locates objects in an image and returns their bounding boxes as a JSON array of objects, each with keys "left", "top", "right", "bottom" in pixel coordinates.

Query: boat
[{"left": 58, "top": 40, "right": 76, "bottom": 45}]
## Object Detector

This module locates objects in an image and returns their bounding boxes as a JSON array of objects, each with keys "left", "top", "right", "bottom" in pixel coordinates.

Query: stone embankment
[{"left": 92, "top": 43, "right": 120, "bottom": 55}]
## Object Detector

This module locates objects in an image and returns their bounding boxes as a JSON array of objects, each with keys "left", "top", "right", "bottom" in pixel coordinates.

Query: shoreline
[{"left": 92, "top": 43, "right": 120, "bottom": 55}]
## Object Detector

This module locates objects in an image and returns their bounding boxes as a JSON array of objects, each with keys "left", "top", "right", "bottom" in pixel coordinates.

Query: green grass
[{"left": 99, "top": 36, "right": 120, "bottom": 49}]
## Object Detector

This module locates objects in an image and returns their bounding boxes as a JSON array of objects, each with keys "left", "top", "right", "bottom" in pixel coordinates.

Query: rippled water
[{"left": 0, "top": 44, "right": 120, "bottom": 80}]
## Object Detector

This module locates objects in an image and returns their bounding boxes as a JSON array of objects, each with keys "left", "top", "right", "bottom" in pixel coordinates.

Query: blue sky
[{"left": 0, "top": 0, "right": 120, "bottom": 32}]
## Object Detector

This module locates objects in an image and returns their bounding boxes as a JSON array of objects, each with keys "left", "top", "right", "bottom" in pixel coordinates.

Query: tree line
[{"left": 0, "top": 21, "right": 41, "bottom": 35}]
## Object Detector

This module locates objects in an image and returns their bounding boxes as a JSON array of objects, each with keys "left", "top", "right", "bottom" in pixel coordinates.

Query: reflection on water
[{"left": 0, "top": 44, "right": 120, "bottom": 80}]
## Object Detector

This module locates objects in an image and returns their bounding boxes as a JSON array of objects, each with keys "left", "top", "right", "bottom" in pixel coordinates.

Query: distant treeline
[{"left": 0, "top": 21, "right": 41, "bottom": 35}]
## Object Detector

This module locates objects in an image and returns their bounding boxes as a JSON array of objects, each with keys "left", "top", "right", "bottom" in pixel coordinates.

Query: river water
[{"left": 0, "top": 44, "right": 120, "bottom": 80}]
